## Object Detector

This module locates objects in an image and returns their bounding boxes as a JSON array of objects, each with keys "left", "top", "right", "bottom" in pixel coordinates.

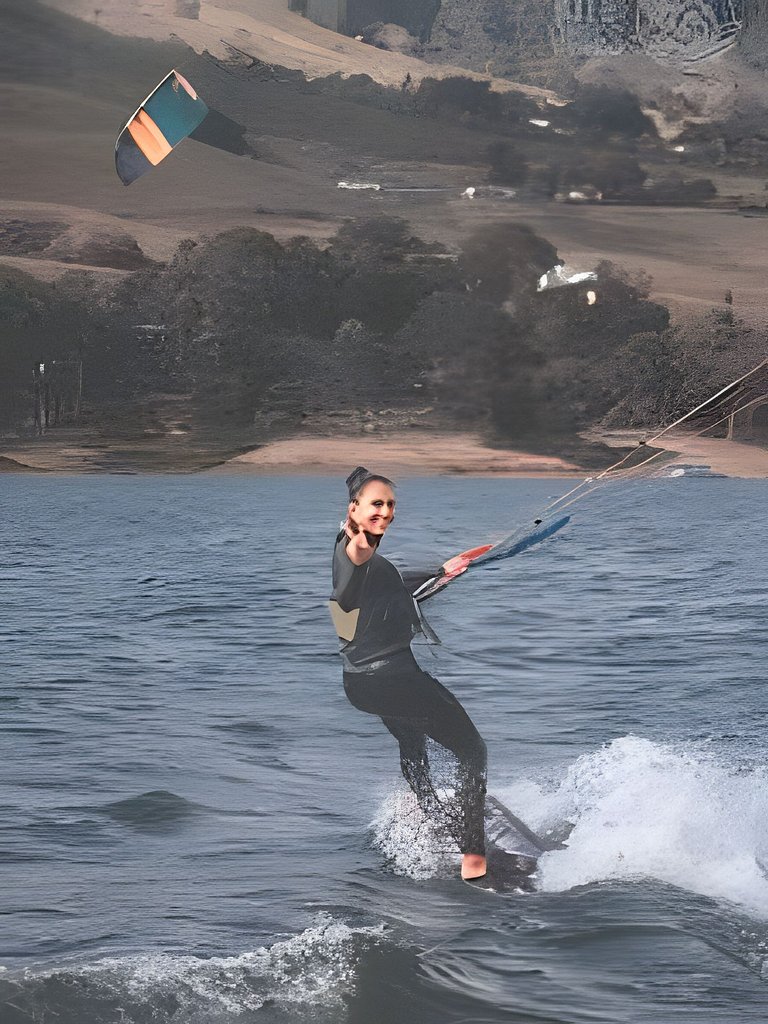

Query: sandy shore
[
  {"left": 594, "top": 429, "right": 768, "bottom": 478},
  {"left": 212, "top": 426, "right": 768, "bottom": 479},
  {"left": 3, "top": 427, "right": 766, "bottom": 477},
  {"left": 208, "top": 431, "right": 583, "bottom": 476},
  {"left": 661, "top": 431, "right": 768, "bottom": 478}
]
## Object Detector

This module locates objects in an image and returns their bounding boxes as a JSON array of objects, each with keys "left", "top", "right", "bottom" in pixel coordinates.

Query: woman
[{"left": 329, "top": 466, "right": 488, "bottom": 880}]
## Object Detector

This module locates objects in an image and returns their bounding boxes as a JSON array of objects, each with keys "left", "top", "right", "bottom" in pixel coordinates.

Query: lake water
[{"left": 1, "top": 474, "right": 767, "bottom": 1023}]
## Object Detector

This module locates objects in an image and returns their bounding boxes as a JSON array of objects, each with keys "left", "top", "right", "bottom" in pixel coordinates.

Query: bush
[
  {"left": 458, "top": 224, "right": 558, "bottom": 303},
  {"left": 559, "top": 154, "right": 647, "bottom": 199},
  {"left": 643, "top": 175, "right": 717, "bottom": 204},
  {"left": 486, "top": 141, "right": 529, "bottom": 186},
  {"left": 416, "top": 76, "right": 502, "bottom": 121},
  {"left": 571, "top": 85, "right": 656, "bottom": 140}
]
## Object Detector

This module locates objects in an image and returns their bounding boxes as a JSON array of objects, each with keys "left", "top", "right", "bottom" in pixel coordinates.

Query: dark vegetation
[
  {"left": 0, "top": 0, "right": 725, "bottom": 207},
  {"left": 0, "top": 0, "right": 758, "bottom": 461},
  {"left": 259, "top": 66, "right": 721, "bottom": 203},
  {"left": 603, "top": 304, "right": 765, "bottom": 429},
  {"left": 677, "top": 103, "right": 768, "bottom": 174},
  {"left": 0, "top": 221, "right": 158, "bottom": 270},
  {"left": 1, "top": 217, "right": 758, "bottom": 452},
  {"left": 0, "top": 268, "right": 87, "bottom": 429}
]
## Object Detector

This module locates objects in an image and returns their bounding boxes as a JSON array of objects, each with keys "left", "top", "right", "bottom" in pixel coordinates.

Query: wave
[
  {"left": 507, "top": 735, "right": 768, "bottom": 916},
  {"left": 4, "top": 915, "right": 385, "bottom": 1023},
  {"left": 372, "top": 736, "right": 768, "bottom": 916},
  {"left": 99, "top": 790, "right": 201, "bottom": 829}
]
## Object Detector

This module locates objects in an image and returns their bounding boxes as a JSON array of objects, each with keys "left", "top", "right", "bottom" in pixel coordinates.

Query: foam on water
[
  {"left": 373, "top": 736, "right": 768, "bottom": 917},
  {"left": 371, "top": 790, "right": 458, "bottom": 880},
  {"left": 499, "top": 736, "right": 768, "bottom": 916},
  {"left": 25, "top": 914, "right": 385, "bottom": 1021}
]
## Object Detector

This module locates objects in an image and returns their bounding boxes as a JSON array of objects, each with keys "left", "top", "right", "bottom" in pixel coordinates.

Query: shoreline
[
  {"left": 592, "top": 429, "right": 768, "bottom": 479},
  {"left": 2, "top": 428, "right": 767, "bottom": 477},
  {"left": 205, "top": 432, "right": 584, "bottom": 477},
  {"left": 0, "top": 429, "right": 583, "bottom": 476}
]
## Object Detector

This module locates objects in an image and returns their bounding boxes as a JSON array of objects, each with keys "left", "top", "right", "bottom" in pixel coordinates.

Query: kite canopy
[{"left": 115, "top": 70, "right": 208, "bottom": 186}]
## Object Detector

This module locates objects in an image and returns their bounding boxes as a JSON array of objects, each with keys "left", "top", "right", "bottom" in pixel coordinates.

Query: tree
[
  {"left": 0, "top": 268, "right": 84, "bottom": 428},
  {"left": 330, "top": 217, "right": 427, "bottom": 264},
  {"left": 571, "top": 85, "right": 656, "bottom": 140},
  {"left": 559, "top": 154, "right": 647, "bottom": 199},
  {"left": 458, "top": 224, "right": 558, "bottom": 304}
]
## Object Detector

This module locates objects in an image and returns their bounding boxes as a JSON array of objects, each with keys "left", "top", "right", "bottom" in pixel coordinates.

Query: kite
[{"left": 115, "top": 70, "right": 208, "bottom": 186}]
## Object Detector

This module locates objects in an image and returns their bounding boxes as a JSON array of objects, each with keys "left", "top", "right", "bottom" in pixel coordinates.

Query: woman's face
[{"left": 349, "top": 481, "right": 396, "bottom": 537}]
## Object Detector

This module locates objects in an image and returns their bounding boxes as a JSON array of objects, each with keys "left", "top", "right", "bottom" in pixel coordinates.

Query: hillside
[
  {"left": 1, "top": 0, "right": 767, "bottom": 471},
  {"left": 39, "top": 0, "right": 553, "bottom": 97}
]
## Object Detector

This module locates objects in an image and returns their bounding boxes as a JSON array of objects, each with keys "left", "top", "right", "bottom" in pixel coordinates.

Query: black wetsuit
[{"left": 330, "top": 530, "right": 487, "bottom": 856}]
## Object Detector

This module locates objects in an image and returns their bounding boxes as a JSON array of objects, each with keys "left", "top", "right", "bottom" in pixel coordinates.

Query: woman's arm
[
  {"left": 403, "top": 547, "right": 490, "bottom": 602},
  {"left": 343, "top": 516, "right": 377, "bottom": 566}
]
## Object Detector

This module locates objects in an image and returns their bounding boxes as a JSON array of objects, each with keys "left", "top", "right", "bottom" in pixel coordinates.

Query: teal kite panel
[{"left": 144, "top": 72, "right": 208, "bottom": 148}]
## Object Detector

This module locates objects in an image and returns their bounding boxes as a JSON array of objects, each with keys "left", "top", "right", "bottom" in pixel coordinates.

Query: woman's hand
[{"left": 343, "top": 516, "right": 376, "bottom": 565}]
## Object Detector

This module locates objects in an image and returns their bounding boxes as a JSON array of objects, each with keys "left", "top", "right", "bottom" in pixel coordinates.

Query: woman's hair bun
[{"left": 346, "top": 466, "right": 371, "bottom": 499}]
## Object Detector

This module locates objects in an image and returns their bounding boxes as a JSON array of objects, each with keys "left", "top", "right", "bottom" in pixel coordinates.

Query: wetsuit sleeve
[
  {"left": 329, "top": 532, "right": 369, "bottom": 644},
  {"left": 331, "top": 532, "right": 367, "bottom": 612},
  {"left": 400, "top": 567, "right": 442, "bottom": 598}
]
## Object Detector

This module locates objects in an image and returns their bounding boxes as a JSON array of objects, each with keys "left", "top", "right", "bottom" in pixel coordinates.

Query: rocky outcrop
[
  {"left": 44, "top": 230, "right": 158, "bottom": 271},
  {"left": 426, "top": 0, "right": 556, "bottom": 83},
  {"left": 740, "top": 0, "right": 768, "bottom": 60},
  {"left": 346, "top": 0, "right": 440, "bottom": 40},
  {"left": 175, "top": 0, "right": 199, "bottom": 18},
  {"left": 361, "top": 22, "right": 420, "bottom": 54},
  {"left": 555, "top": 0, "right": 744, "bottom": 64},
  {"left": 0, "top": 456, "right": 41, "bottom": 472}
]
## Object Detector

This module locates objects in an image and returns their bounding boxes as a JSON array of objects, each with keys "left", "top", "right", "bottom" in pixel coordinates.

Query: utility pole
[
  {"left": 33, "top": 362, "right": 46, "bottom": 435},
  {"left": 75, "top": 358, "right": 83, "bottom": 421}
]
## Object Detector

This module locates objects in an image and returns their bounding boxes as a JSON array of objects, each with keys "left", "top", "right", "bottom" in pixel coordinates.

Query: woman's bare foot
[{"left": 461, "top": 854, "right": 487, "bottom": 880}]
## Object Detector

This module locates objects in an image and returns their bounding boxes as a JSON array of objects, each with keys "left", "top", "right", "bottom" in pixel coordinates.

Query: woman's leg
[
  {"left": 379, "top": 718, "right": 440, "bottom": 818},
  {"left": 381, "top": 674, "right": 487, "bottom": 858},
  {"left": 344, "top": 656, "right": 487, "bottom": 858},
  {"left": 417, "top": 676, "right": 487, "bottom": 858}
]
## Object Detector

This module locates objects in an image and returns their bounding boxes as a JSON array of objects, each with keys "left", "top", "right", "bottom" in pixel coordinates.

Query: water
[{"left": 1, "top": 474, "right": 767, "bottom": 1023}]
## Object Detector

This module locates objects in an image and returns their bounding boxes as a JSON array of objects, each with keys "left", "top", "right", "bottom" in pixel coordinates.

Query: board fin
[{"left": 484, "top": 794, "right": 565, "bottom": 858}]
